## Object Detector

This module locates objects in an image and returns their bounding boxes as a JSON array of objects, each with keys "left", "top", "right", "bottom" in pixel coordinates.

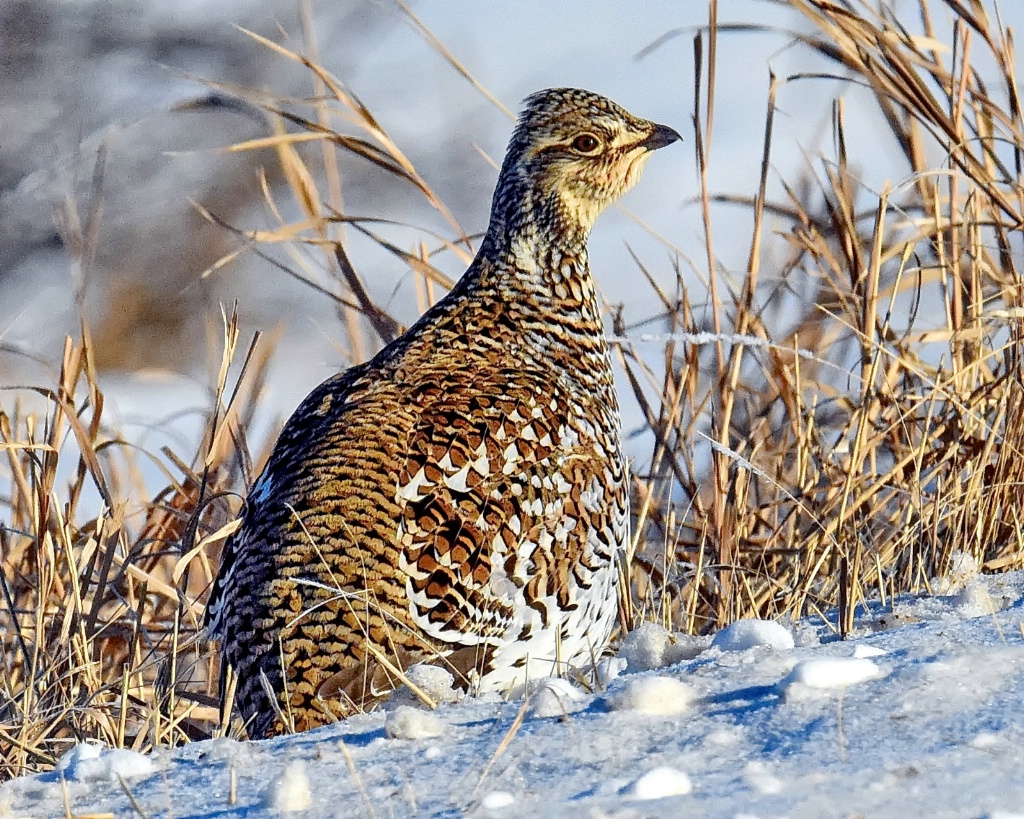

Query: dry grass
[
  {"left": 0, "top": 312, "right": 276, "bottom": 778},
  {"left": 2, "top": 0, "right": 1024, "bottom": 779},
  {"left": 618, "top": 0, "right": 1024, "bottom": 634},
  {"left": 621, "top": 0, "right": 1024, "bottom": 638}
]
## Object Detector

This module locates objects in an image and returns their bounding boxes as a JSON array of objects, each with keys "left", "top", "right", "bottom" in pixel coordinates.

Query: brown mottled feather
[{"left": 206, "top": 88, "right": 680, "bottom": 738}]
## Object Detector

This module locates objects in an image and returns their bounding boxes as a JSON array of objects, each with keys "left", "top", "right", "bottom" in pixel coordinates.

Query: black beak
[{"left": 642, "top": 123, "right": 683, "bottom": 151}]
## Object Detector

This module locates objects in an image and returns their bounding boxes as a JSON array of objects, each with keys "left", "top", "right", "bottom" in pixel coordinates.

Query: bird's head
[{"left": 490, "top": 88, "right": 681, "bottom": 240}]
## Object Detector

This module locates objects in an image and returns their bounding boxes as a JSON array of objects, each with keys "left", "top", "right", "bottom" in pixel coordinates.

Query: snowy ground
[{"left": 5, "top": 558, "right": 1024, "bottom": 818}]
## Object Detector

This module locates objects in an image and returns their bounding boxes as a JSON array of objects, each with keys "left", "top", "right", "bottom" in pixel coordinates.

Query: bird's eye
[{"left": 571, "top": 133, "right": 601, "bottom": 154}]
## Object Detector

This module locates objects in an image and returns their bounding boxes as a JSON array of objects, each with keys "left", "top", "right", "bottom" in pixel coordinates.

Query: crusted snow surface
[
  {"left": 605, "top": 675, "right": 695, "bottom": 715},
  {"left": 529, "top": 678, "right": 588, "bottom": 719},
  {"left": 384, "top": 706, "right": 446, "bottom": 740},
  {"left": 480, "top": 790, "right": 516, "bottom": 810},
  {"left": 627, "top": 765, "right": 692, "bottom": 800},
  {"left": 618, "top": 622, "right": 709, "bottom": 671},
  {"left": 711, "top": 618, "right": 796, "bottom": 652},
  {"left": 6, "top": 571, "right": 1024, "bottom": 818},
  {"left": 781, "top": 657, "right": 884, "bottom": 691},
  {"left": 55, "top": 742, "right": 158, "bottom": 782},
  {"left": 265, "top": 760, "right": 312, "bottom": 812}
]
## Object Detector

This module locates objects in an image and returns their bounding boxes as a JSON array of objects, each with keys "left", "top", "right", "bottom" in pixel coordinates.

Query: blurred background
[
  {"left": 2, "top": 0, "right": 1022, "bottom": 459},
  {"left": 0, "top": 2, "right": 823, "bottom": 422}
]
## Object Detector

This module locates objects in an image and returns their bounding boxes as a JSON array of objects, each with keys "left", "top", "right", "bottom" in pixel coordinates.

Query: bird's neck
[
  {"left": 485, "top": 167, "right": 594, "bottom": 241},
  {"left": 477, "top": 179, "right": 598, "bottom": 305},
  {"left": 483, "top": 198, "right": 590, "bottom": 257},
  {"left": 441, "top": 181, "right": 612, "bottom": 371}
]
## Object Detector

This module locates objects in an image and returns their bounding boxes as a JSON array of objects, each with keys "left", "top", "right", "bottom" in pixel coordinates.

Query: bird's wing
[
  {"left": 206, "top": 358, "right": 620, "bottom": 696},
  {"left": 203, "top": 366, "right": 371, "bottom": 636}
]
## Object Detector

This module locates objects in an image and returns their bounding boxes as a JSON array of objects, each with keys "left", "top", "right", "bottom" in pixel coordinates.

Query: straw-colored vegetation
[{"left": 2, "top": 0, "right": 1023, "bottom": 779}]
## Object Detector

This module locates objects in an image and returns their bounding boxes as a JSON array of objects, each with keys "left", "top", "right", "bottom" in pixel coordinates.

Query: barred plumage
[{"left": 206, "top": 88, "right": 680, "bottom": 739}]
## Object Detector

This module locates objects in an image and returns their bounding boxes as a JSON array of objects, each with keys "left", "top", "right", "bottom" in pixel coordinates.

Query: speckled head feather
[
  {"left": 206, "top": 88, "right": 679, "bottom": 739},
  {"left": 485, "top": 88, "right": 681, "bottom": 251}
]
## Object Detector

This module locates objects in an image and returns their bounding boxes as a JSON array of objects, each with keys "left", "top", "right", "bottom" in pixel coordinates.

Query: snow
[
  {"left": 605, "top": 675, "right": 695, "bottom": 716},
  {"left": 711, "top": 618, "right": 796, "bottom": 652},
  {"left": 627, "top": 766, "right": 692, "bottom": 800},
  {"left": 617, "top": 621, "right": 674, "bottom": 670},
  {"left": 480, "top": 790, "right": 516, "bottom": 810},
  {"left": 853, "top": 642, "right": 887, "bottom": 658},
  {"left": 385, "top": 707, "right": 445, "bottom": 740},
  {"left": 266, "top": 761, "right": 312, "bottom": 812},
  {"left": 594, "top": 655, "right": 627, "bottom": 687},
  {"left": 618, "top": 622, "right": 709, "bottom": 671},
  {"left": 55, "top": 742, "right": 156, "bottom": 782},
  {"left": 6, "top": 571, "right": 1024, "bottom": 817},
  {"left": 741, "top": 761, "right": 784, "bottom": 795},
  {"left": 529, "top": 678, "right": 587, "bottom": 719},
  {"left": 934, "top": 550, "right": 982, "bottom": 593},
  {"left": 387, "top": 663, "right": 462, "bottom": 709},
  {"left": 954, "top": 581, "right": 996, "bottom": 617},
  {"left": 781, "top": 657, "right": 883, "bottom": 691}
]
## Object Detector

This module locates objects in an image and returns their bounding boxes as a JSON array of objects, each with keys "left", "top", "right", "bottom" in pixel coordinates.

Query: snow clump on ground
[
  {"left": 711, "top": 618, "right": 795, "bottom": 652},
  {"left": 5, "top": 571, "right": 1024, "bottom": 817},
  {"left": 605, "top": 675, "right": 696, "bottom": 715},
  {"left": 56, "top": 742, "right": 157, "bottom": 782}
]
